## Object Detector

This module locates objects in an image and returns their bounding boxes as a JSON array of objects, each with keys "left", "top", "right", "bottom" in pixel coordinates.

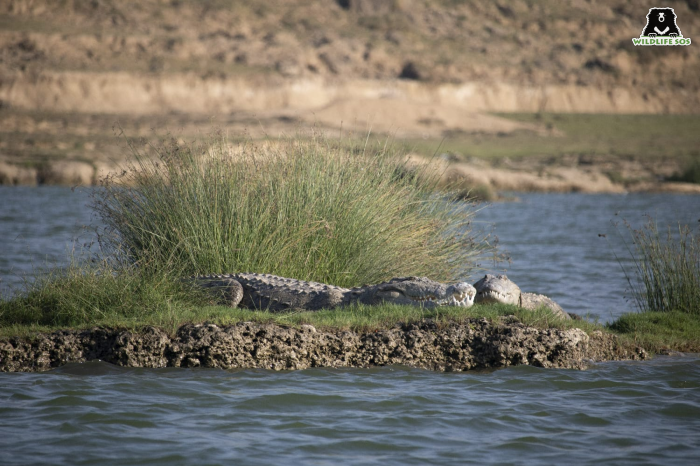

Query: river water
[{"left": 1, "top": 186, "right": 700, "bottom": 465}]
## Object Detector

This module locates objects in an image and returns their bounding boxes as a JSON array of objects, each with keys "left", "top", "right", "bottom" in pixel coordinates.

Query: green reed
[{"left": 616, "top": 217, "right": 700, "bottom": 315}]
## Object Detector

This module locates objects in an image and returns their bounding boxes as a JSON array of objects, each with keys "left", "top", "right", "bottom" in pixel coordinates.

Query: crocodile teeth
[
  {"left": 477, "top": 290, "right": 517, "bottom": 304},
  {"left": 408, "top": 294, "right": 472, "bottom": 307}
]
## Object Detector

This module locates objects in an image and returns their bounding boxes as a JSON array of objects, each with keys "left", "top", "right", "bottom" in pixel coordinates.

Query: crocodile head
[
  {"left": 362, "top": 276, "right": 476, "bottom": 308},
  {"left": 473, "top": 274, "right": 521, "bottom": 306}
]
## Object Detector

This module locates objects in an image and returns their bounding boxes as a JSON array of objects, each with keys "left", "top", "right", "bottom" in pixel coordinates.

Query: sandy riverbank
[{"left": 3, "top": 148, "right": 698, "bottom": 196}]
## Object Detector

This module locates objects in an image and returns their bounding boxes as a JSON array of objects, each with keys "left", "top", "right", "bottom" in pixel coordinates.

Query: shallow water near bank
[{"left": 1, "top": 186, "right": 700, "bottom": 464}]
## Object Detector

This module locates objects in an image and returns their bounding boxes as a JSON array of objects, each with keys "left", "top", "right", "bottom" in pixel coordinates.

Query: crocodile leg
[{"left": 192, "top": 276, "right": 244, "bottom": 308}]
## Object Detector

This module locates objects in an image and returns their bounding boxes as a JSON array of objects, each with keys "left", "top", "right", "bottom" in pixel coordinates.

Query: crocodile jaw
[
  {"left": 475, "top": 290, "right": 519, "bottom": 306},
  {"left": 411, "top": 293, "right": 474, "bottom": 307},
  {"left": 377, "top": 282, "right": 476, "bottom": 308},
  {"left": 444, "top": 282, "right": 476, "bottom": 307}
]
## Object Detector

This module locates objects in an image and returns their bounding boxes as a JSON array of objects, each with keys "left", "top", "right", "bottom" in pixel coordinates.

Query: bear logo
[{"left": 641, "top": 7, "right": 682, "bottom": 37}]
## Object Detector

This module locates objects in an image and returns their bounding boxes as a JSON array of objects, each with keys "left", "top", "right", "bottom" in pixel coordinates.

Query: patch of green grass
[
  {"left": 0, "top": 260, "right": 209, "bottom": 336},
  {"left": 233, "top": 302, "right": 588, "bottom": 333},
  {"left": 0, "top": 16, "right": 82, "bottom": 35},
  {"left": 402, "top": 113, "right": 700, "bottom": 162},
  {"left": 0, "top": 274, "right": 590, "bottom": 339},
  {"left": 607, "top": 311, "right": 700, "bottom": 353}
]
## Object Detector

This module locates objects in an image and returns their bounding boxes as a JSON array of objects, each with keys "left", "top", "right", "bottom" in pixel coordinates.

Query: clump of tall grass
[
  {"left": 0, "top": 258, "right": 207, "bottom": 330},
  {"left": 615, "top": 217, "right": 700, "bottom": 315},
  {"left": 92, "top": 133, "right": 492, "bottom": 287}
]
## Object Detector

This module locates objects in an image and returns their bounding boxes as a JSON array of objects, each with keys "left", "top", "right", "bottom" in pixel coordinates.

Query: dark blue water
[
  {"left": 0, "top": 186, "right": 98, "bottom": 295},
  {"left": 1, "top": 186, "right": 700, "bottom": 465}
]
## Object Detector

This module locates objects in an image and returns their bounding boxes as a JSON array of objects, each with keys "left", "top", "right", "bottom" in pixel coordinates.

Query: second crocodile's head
[
  {"left": 361, "top": 276, "right": 476, "bottom": 308},
  {"left": 473, "top": 274, "right": 521, "bottom": 306}
]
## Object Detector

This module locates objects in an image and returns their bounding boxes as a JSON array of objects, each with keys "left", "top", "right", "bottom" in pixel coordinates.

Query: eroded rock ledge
[{"left": 0, "top": 317, "right": 646, "bottom": 373}]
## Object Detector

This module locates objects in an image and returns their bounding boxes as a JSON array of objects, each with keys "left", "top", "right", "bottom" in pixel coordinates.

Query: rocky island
[
  {"left": 0, "top": 274, "right": 647, "bottom": 372},
  {"left": 0, "top": 317, "right": 648, "bottom": 373}
]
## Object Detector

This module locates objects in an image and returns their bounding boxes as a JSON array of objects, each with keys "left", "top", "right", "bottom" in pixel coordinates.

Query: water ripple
[{"left": 3, "top": 357, "right": 700, "bottom": 465}]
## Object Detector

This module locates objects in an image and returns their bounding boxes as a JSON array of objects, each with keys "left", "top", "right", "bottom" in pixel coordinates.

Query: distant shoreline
[{"left": 2, "top": 157, "right": 699, "bottom": 196}]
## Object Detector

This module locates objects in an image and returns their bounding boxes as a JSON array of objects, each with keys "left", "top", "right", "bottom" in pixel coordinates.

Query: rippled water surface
[
  {"left": 474, "top": 192, "right": 700, "bottom": 321},
  {"left": 0, "top": 186, "right": 97, "bottom": 293},
  {"left": 1, "top": 186, "right": 700, "bottom": 464},
  {"left": 2, "top": 358, "right": 700, "bottom": 465}
]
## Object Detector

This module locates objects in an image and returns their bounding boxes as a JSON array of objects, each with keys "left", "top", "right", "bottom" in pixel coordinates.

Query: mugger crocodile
[
  {"left": 473, "top": 274, "right": 576, "bottom": 320},
  {"left": 184, "top": 273, "right": 476, "bottom": 312}
]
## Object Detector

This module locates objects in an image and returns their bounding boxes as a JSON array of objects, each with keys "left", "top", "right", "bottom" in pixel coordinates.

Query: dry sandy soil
[{"left": 0, "top": 0, "right": 698, "bottom": 193}]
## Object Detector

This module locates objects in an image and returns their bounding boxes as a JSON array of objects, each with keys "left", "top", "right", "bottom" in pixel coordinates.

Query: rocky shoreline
[{"left": 0, "top": 317, "right": 647, "bottom": 373}]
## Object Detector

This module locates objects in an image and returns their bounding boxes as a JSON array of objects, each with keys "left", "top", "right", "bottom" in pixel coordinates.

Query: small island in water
[{"left": 2, "top": 136, "right": 697, "bottom": 373}]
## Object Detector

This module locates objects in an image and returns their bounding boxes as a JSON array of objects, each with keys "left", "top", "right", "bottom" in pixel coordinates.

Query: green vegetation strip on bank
[
  {"left": 609, "top": 312, "right": 700, "bottom": 354},
  {"left": 1, "top": 258, "right": 697, "bottom": 354},
  {"left": 0, "top": 293, "right": 590, "bottom": 340},
  {"left": 404, "top": 113, "right": 700, "bottom": 164}
]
